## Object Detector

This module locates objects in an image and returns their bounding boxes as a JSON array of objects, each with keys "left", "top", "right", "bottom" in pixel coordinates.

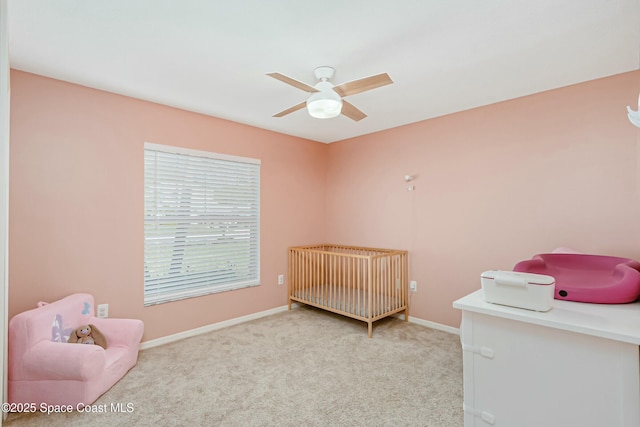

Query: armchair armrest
[
  {"left": 22, "top": 341, "right": 105, "bottom": 381},
  {"left": 89, "top": 317, "right": 144, "bottom": 348}
]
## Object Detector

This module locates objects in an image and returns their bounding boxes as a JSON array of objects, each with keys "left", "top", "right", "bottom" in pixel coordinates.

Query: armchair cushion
[{"left": 8, "top": 293, "right": 144, "bottom": 406}]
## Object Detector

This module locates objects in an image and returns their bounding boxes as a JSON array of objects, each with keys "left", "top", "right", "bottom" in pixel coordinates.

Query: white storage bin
[{"left": 481, "top": 270, "right": 555, "bottom": 312}]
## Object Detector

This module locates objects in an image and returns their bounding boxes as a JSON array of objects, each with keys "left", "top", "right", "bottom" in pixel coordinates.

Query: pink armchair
[{"left": 8, "top": 293, "right": 144, "bottom": 406}]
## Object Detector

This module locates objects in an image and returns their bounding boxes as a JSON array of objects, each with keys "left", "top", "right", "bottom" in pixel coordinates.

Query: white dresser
[{"left": 453, "top": 290, "right": 640, "bottom": 427}]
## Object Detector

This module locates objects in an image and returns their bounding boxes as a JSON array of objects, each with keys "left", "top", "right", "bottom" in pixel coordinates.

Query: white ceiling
[{"left": 7, "top": 0, "right": 640, "bottom": 143}]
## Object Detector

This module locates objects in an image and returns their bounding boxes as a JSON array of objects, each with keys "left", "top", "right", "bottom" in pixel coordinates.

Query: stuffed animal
[{"left": 68, "top": 324, "right": 108, "bottom": 349}]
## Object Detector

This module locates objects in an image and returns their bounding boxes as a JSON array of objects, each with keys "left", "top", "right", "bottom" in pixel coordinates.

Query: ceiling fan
[{"left": 267, "top": 66, "right": 393, "bottom": 121}]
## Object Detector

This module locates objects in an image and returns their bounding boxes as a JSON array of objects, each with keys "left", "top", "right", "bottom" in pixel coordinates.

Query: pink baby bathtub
[{"left": 513, "top": 253, "right": 640, "bottom": 303}]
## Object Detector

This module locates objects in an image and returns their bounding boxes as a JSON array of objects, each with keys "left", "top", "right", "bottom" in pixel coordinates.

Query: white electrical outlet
[
  {"left": 97, "top": 303, "right": 109, "bottom": 318},
  {"left": 409, "top": 281, "right": 417, "bottom": 292},
  {"left": 278, "top": 274, "right": 284, "bottom": 285}
]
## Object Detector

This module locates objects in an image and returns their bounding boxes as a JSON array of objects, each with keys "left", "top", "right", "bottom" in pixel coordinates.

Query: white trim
[
  {"left": 396, "top": 314, "right": 460, "bottom": 335},
  {"left": 140, "top": 304, "right": 295, "bottom": 349},
  {"left": 144, "top": 141, "right": 261, "bottom": 165},
  {"left": 1, "top": 0, "right": 9, "bottom": 417},
  {"left": 141, "top": 305, "right": 458, "bottom": 350}
]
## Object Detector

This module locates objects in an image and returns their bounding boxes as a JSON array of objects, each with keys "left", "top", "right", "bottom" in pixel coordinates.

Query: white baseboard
[
  {"left": 395, "top": 313, "right": 460, "bottom": 335},
  {"left": 140, "top": 304, "right": 294, "bottom": 350},
  {"left": 140, "top": 304, "right": 458, "bottom": 349}
]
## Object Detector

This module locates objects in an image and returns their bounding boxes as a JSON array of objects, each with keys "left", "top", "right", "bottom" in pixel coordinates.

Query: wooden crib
[{"left": 288, "top": 244, "right": 409, "bottom": 337}]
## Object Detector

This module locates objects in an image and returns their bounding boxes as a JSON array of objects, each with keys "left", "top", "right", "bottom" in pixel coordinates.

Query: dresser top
[{"left": 454, "top": 289, "right": 640, "bottom": 345}]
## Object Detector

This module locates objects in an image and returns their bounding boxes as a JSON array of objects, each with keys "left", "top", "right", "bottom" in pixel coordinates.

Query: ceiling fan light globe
[
  {"left": 307, "top": 88, "right": 342, "bottom": 119},
  {"left": 307, "top": 98, "right": 342, "bottom": 118}
]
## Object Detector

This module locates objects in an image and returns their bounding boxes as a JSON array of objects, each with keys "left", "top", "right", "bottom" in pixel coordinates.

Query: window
[{"left": 144, "top": 143, "right": 260, "bottom": 305}]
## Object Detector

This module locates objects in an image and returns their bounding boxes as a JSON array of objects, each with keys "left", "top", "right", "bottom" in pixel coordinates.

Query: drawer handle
[
  {"left": 464, "top": 404, "right": 496, "bottom": 425},
  {"left": 462, "top": 344, "right": 495, "bottom": 359}
]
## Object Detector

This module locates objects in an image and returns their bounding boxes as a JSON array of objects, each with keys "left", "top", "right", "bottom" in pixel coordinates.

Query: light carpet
[{"left": 5, "top": 306, "right": 463, "bottom": 426}]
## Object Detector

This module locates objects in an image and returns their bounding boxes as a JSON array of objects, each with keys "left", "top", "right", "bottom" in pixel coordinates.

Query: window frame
[{"left": 143, "top": 142, "right": 261, "bottom": 306}]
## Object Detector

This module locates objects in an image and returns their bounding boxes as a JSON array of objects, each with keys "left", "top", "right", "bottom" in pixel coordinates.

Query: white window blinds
[{"left": 144, "top": 143, "right": 260, "bottom": 305}]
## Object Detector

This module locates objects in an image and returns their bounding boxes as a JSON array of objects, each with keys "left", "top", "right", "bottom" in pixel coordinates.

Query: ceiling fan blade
[
  {"left": 341, "top": 100, "right": 367, "bottom": 122},
  {"left": 267, "top": 72, "right": 319, "bottom": 93},
  {"left": 273, "top": 101, "right": 307, "bottom": 118},
  {"left": 333, "top": 73, "right": 393, "bottom": 97}
]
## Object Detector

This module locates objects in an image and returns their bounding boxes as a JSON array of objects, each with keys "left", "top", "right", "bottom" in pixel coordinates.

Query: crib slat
[{"left": 352, "top": 255, "right": 356, "bottom": 315}]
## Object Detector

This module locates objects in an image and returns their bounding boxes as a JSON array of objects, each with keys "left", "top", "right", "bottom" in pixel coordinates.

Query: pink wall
[
  {"left": 326, "top": 71, "right": 640, "bottom": 328},
  {"left": 9, "top": 70, "right": 327, "bottom": 341},
  {"left": 9, "top": 69, "right": 640, "bottom": 338}
]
